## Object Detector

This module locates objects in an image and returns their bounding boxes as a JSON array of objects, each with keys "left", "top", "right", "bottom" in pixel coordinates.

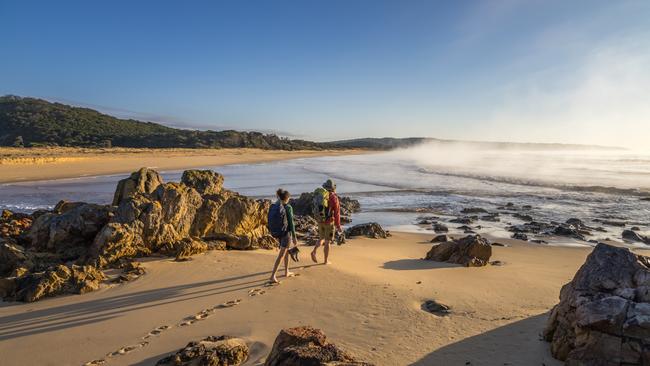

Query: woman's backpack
[
  {"left": 312, "top": 187, "right": 330, "bottom": 222},
  {"left": 267, "top": 202, "right": 288, "bottom": 238}
]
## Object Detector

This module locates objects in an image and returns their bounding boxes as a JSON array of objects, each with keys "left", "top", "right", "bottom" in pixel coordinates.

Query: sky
[{"left": 1, "top": 0, "right": 649, "bottom": 148}]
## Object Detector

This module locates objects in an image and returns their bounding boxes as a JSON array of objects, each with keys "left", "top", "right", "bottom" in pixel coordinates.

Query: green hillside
[{"left": 0, "top": 96, "right": 328, "bottom": 150}]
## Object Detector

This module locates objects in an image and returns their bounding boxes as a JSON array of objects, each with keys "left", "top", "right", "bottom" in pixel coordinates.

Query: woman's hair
[{"left": 276, "top": 188, "right": 291, "bottom": 201}]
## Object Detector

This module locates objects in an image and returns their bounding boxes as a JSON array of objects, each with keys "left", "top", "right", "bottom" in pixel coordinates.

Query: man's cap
[{"left": 323, "top": 179, "right": 336, "bottom": 190}]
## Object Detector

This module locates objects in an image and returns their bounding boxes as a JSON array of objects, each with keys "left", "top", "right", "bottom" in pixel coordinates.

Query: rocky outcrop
[
  {"left": 156, "top": 336, "right": 249, "bottom": 366},
  {"left": 92, "top": 169, "right": 272, "bottom": 267},
  {"left": 174, "top": 238, "right": 209, "bottom": 261},
  {"left": 265, "top": 326, "right": 373, "bottom": 366},
  {"left": 511, "top": 232, "right": 528, "bottom": 241},
  {"left": 181, "top": 169, "right": 224, "bottom": 195},
  {"left": 345, "top": 222, "right": 389, "bottom": 239},
  {"left": 544, "top": 243, "right": 650, "bottom": 364},
  {"left": 623, "top": 229, "right": 650, "bottom": 245},
  {"left": 0, "top": 209, "right": 32, "bottom": 240},
  {"left": 6, "top": 264, "right": 105, "bottom": 302},
  {"left": 112, "top": 167, "right": 163, "bottom": 206},
  {"left": 26, "top": 203, "right": 113, "bottom": 260},
  {"left": 461, "top": 207, "right": 487, "bottom": 214},
  {"left": 433, "top": 223, "right": 448, "bottom": 233},
  {"left": 425, "top": 235, "right": 492, "bottom": 267}
]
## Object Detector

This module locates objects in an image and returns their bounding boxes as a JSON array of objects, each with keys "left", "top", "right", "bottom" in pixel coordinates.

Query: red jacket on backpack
[{"left": 324, "top": 192, "right": 341, "bottom": 229}]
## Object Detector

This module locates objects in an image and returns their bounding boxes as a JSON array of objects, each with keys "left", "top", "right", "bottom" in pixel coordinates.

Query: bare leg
[
  {"left": 311, "top": 239, "right": 323, "bottom": 263},
  {"left": 270, "top": 247, "right": 288, "bottom": 283},
  {"left": 323, "top": 240, "right": 331, "bottom": 264},
  {"left": 284, "top": 251, "right": 294, "bottom": 277}
]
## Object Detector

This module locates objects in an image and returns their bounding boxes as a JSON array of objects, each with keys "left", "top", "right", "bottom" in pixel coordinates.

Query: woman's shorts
[
  {"left": 318, "top": 222, "right": 335, "bottom": 240},
  {"left": 276, "top": 232, "right": 291, "bottom": 248}
]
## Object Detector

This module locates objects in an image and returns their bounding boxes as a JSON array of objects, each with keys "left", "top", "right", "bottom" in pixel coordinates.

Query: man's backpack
[
  {"left": 312, "top": 187, "right": 330, "bottom": 222},
  {"left": 267, "top": 202, "right": 288, "bottom": 238}
]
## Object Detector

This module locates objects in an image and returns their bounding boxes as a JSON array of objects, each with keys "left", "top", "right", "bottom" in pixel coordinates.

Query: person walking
[
  {"left": 268, "top": 189, "right": 298, "bottom": 283},
  {"left": 311, "top": 179, "right": 341, "bottom": 264}
]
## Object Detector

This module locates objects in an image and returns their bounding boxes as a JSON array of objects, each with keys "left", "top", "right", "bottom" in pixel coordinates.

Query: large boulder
[
  {"left": 112, "top": 167, "right": 163, "bottom": 206},
  {"left": 425, "top": 235, "right": 492, "bottom": 267},
  {"left": 25, "top": 203, "right": 113, "bottom": 261},
  {"left": 345, "top": 222, "right": 389, "bottom": 239},
  {"left": 155, "top": 336, "right": 249, "bottom": 366},
  {"left": 265, "top": 326, "right": 373, "bottom": 366},
  {"left": 543, "top": 243, "right": 650, "bottom": 364},
  {"left": 8, "top": 264, "right": 105, "bottom": 302},
  {"left": 181, "top": 169, "right": 224, "bottom": 195}
]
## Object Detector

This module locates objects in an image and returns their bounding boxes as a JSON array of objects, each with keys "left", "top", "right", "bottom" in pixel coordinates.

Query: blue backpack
[{"left": 267, "top": 202, "right": 288, "bottom": 238}]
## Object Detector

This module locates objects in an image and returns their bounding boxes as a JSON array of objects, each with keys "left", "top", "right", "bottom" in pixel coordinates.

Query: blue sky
[{"left": 1, "top": 1, "right": 649, "bottom": 147}]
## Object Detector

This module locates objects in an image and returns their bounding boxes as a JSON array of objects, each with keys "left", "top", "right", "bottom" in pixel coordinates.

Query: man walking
[{"left": 311, "top": 179, "right": 341, "bottom": 264}]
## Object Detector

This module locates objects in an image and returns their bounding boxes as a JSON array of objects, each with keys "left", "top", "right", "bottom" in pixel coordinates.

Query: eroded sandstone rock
[
  {"left": 181, "top": 169, "right": 224, "bottom": 195},
  {"left": 112, "top": 167, "right": 163, "bottom": 206},
  {"left": 544, "top": 243, "right": 650, "bottom": 364},
  {"left": 10, "top": 264, "right": 105, "bottom": 302},
  {"left": 425, "top": 235, "right": 492, "bottom": 267},
  {"left": 156, "top": 336, "right": 249, "bottom": 366},
  {"left": 265, "top": 326, "right": 373, "bottom": 366}
]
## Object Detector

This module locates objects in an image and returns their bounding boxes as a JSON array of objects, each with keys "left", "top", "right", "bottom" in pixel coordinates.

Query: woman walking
[{"left": 267, "top": 188, "right": 298, "bottom": 284}]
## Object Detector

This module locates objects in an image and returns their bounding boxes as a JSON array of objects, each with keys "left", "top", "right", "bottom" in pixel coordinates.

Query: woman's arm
[{"left": 286, "top": 204, "right": 297, "bottom": 243}]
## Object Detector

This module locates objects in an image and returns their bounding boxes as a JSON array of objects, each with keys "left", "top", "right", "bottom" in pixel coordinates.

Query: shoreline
[{"left": 0, "top": 147, "right": 366, "bottom": 184}]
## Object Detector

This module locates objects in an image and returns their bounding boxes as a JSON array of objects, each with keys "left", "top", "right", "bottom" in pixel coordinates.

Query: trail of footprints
[
  {"left": 81, "top": 272, "right": 295, "bottom": 365},
  {"left": 81, "top": 299, "right": 244, "bottom": 366}
]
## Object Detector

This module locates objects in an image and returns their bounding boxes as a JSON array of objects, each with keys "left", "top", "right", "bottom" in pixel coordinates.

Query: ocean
[{"left": 2, "top": 144, "right": 649, "bottom": 247}]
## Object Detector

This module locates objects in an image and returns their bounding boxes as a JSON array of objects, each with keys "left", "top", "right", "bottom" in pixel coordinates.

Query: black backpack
[{"left": 267, "top": 202, "right": 288, "bottom": 238}]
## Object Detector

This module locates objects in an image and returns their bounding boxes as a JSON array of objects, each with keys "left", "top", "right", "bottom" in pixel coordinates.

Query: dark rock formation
[
  {"left": 433, "top": 223, "right": 448, "bottom": 233},
  {"left": 422, "top": 300, "right": 451, "bottom": 316},
  {"left": 112, "top": 167, "right": 163, "bottom": 206},
  {"left": 289, "top": 192, "right": 361, "bottom": 220},
  {"left": 511, "top": 232, "right": 528, "bottom": 241},
  {"left": 264, "top": 326, "right": 373, "bottom": 366},
  {"left": 345, "top": 222, "right": 389, "bottom": 239},
  {"left": 623, "top": 230, "right": 650, "bottom": 245},
  {"left": 513, "top": 213, "right": 534, "bottom": 222},
  {"left": 544, "top": 243, "right": 650, "bottom": 364},
  {"left": 461, "top": 207, "right": 487, "bottom": 214},
  {"left": 552, "top": 224, "right": 587, "bottom": 241},
  {"left": 450, "top": 216, "right": 475, "bottom": 225},
  {"left": 430, "top": 234, "right": 450, "bottom": 243},
  {"left": 425, "top": 235, "right": 492, "bottom": 267},
  {"left": 156, "top": 336, "right": 249, "bottom": 366},
  {"left": 480, "top": 214, "right": 500, "bottom": 222}
]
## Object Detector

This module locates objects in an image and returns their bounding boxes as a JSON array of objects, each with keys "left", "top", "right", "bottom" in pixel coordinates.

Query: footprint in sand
[
  {"left": 107, "top": 341, "right": 149, "bottom": 357},
  {"left": 248, "top": 288, "right": 266, "bottom": 296},
  {"left": 143, "top": 325, "right": 172, "bottom": 339},
  {"left": 83, "top": 360, "right": 106, "bottom": 366},
  {"left": 213, "top": 299, "right": 242, "bottom": 309}
]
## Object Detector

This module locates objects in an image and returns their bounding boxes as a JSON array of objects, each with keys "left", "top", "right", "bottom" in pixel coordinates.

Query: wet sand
[
  {"left": 2, "top": 232, "right": 645, "bottom": 365},
  {"left": 0, "top": 147, "right": 363, "bottom": 183}
]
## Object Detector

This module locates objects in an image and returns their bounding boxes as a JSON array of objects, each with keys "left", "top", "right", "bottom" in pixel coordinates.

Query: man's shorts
[{"left": 318, "top": 222, "right": 335, "bottom": 241}]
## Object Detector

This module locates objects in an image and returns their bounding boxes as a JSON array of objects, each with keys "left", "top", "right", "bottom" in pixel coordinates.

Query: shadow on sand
[
  {"left": 410, "top": 313, "right": 561, "bottom": 366},
  {"left": 0, "top": 263, "right": 319, "bottom": 341},
  {"left": 382, "top": 258, "right": 459, "bottom": 270}
]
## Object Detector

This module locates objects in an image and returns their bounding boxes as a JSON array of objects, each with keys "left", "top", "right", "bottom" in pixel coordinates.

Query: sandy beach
[
  {"left": 2, "top": 232, "right": 644, "bottom": 365},
  {"left": 0, "top": 147, "right": 362, "bottom": 183}
]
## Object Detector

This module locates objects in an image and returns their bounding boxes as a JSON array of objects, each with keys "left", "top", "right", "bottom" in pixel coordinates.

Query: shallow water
[{"left": 1, "top": 146, "right": 649, "bottom": 247}]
